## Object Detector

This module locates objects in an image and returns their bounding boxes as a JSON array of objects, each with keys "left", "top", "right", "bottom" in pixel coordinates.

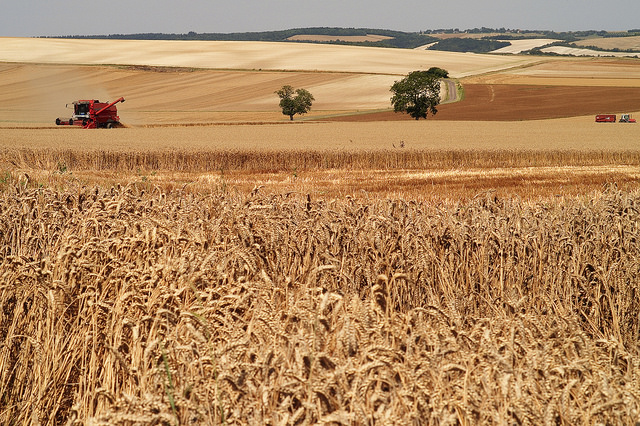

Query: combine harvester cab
[
  {"left": 619, "top": 113, "right": 637, "bottom": 123},
  {"left": 55, "top": 97, "right": 125, "bottom": 128}
]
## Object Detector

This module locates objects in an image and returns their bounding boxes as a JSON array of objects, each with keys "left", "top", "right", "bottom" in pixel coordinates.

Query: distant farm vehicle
[
  {"left": 595, "top": 113, "right": 637, "bottom": 123},
  {"left": 619, "top": 113, "right": 637, "bottom": 123},
  {"left": 595, "top": 114, "right": 616, "bottom": 123},
  {"left": 56, "top": 97, "right": 125, "bottom": 128}
]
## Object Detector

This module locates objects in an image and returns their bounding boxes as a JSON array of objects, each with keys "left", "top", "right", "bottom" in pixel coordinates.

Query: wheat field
[
  {"left": 1, "top": 179, "right": 639, "bottom": 424},
  {"left": 2, "top": 146, "right": 640, "bottom": 201},
  {"left": 2, "top": 37, "right": 640, "bottom": 424}
]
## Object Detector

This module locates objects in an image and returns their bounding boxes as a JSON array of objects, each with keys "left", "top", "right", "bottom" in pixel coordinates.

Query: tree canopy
[
  {"left": 275, "top": 85, "right": 315, "bottom": 120},
  {"left": 390, "top": 70, "right": 444, "bottom": 120},
  {"left": 425, "top": 67, "right": 449, "bottom": 79}
]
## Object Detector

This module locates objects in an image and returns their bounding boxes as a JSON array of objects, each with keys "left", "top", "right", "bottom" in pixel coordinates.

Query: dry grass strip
[{"left": 4, "top": 148, "right": 640, "bottom": 172}]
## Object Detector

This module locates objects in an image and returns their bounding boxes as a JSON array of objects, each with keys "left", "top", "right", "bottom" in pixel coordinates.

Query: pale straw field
[
  {"left": 490, "top": 38, "right": 559, "bottom": 54},
  {"left": 542, "top": 46, "right": 639, "bottom": 57},
  {"left": 0, "top": 37, "right": 535, "bottom": 76}
]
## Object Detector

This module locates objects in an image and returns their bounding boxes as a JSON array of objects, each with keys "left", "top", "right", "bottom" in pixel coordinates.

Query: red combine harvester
[
  {"left": 595, "top": 114, "right": 636, "bottom": 123},
  {"left": 56, "top": 97, "right": 125, "bottom": 128}
]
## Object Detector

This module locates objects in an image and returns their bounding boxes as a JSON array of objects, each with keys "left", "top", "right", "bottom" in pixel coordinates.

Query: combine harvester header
[
  {"left": 595, "top": 113, "right": 636, "bottom": 123},
  {"left": 56, "top": 97, "right": 125, "bottom": 128}
]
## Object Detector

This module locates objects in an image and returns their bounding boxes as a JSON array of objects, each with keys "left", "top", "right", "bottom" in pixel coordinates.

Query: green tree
[
  {"left": 390, "top": 70, "right": 444, "bottom": 120},
  {"left": 426, "top": 67, "right": 449, "bottom": 78},
  {"left": 275, "top": 85, "right": 315, "bottom": 120}
]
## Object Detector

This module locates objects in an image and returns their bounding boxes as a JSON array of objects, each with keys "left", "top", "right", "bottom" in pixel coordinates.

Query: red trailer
[
  {"left": 595, "top": 114, "right": 616, "bottom": 123},
  {"left": 56, "top": 97, "right": 125, "bottom": 128}
]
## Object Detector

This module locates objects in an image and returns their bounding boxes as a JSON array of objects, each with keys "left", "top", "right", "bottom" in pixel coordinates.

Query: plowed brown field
[{"left": 327, "top": 84, "right": 640, "bottom": 121}]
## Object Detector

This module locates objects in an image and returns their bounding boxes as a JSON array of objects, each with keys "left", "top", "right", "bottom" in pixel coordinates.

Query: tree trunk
[{"left": 289, "top": 115, "right": 294, "bottom": 121}]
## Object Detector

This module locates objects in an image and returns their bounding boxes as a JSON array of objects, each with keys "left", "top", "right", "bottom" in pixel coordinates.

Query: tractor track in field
[{"left": 442, "top": 79, "right": 458, "bottom": 104}]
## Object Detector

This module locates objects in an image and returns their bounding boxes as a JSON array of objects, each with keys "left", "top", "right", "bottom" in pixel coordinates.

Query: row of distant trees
[
  {"left": 276, "top": 67, "right": 448, "bottom": 121},
  {"left": 57, "top": 28, "right": 640, "bottom": 49},
  {"left": 59, "top": 28, "right": 439, "bottom": 49},
  {"left": 428, "top": 38, "right": 511, "bottom": 53}
]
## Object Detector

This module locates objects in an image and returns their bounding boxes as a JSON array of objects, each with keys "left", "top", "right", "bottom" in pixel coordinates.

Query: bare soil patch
[{"left": 327, "top": 84, "right": 640, "bottom": 121}]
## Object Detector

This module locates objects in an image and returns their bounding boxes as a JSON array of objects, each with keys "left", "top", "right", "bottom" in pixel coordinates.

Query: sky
[{"left": 1, "top": 0, "right": 639, "bottom": 37}]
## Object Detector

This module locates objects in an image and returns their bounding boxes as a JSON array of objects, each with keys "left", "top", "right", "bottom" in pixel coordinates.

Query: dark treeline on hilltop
[
  {"left": 49, "top": 27, "right": 640, "bottom": 52},
  {"left": 54, "top": 27, "right": 438, "bottom": 49},
  {"left": 428, "top": 38, "right": 511, "bottom": 53},
  {"left": 424, "top": 27, "right": 640, "bottom": 41}
]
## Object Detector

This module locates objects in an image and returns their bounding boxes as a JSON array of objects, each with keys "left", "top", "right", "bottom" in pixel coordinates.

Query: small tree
[
  {"left": 390, "top": 70, "right": 444, "bottom": 120},
  {"left": 275, "top": 85, "right": 315, "bottom": 120}
]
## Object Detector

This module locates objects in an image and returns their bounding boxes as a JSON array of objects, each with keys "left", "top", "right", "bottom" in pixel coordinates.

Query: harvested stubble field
[
  {"left": 1, "top": 181, "right": 640, "bottom": 424},
  {"left": 574, "top": 35, "right": 640, "bottom": 51},
  {"left": 0, "top": 63, "right": 401, "bottom": 126},
  {"left": 2, "top": 117, "right": 640, "bottom": 200}
]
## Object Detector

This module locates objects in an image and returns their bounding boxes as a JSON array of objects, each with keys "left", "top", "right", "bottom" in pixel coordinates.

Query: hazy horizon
[{"left": 1, "top": 0, "right": 639, "bottom": 38}]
